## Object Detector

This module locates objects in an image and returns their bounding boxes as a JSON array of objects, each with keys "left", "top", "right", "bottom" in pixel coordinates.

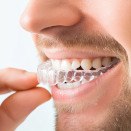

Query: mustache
[{"left": 36, "top": 28, "right": 127, "bottom": 60}]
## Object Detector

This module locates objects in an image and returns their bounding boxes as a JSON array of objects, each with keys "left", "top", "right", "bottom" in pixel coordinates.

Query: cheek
[
  {"left": 89, "top": 0, "right": 131, "bottom": 76},
  {"left": 91, "top": 0, "right": 131, "bottom": 35},
  {"left": 83, "top": 1, "right": 124, "bottom": 34}
]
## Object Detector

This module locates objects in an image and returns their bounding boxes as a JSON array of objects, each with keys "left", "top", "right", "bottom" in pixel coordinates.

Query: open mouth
[{"left": 37, "top": 57, "right": 120, "bottom": 89}]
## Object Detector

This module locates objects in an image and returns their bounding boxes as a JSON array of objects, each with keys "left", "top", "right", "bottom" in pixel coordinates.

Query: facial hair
[
  {"left": 34, "top": 24, "right": 130, "bottom": 131},
  {"left": 55, "top": 70, "right": 131, "bottom": 131}
]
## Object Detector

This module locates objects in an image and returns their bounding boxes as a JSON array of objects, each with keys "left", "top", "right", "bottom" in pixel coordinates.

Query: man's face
[{"left": 21, "top": 0, "right": 131, "bottom": 130}]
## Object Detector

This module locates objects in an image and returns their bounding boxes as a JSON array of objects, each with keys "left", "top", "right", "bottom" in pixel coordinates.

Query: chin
[{"left": 34, "top": 33, "right": 131, "bottom": 130}]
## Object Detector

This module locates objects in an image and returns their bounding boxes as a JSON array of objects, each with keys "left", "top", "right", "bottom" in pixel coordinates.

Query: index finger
[{"left": 0, "top": 68, "right": 38, "bottom": 91}]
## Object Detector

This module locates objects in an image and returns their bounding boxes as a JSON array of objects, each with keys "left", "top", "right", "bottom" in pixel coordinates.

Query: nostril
[{"left": 40, "top": 25, "right": 68, "bottom": 34}]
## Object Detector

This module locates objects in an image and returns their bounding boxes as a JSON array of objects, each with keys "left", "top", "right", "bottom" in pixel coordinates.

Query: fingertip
[
  {"left": 20, "top": 72, "right": 38, "bottom": 88},
  {"left": 36, "top": 87, "right": 52, "bottom": 102},
  {"left": 0, "top": 68, "right": 39, "bottom": 91},
  {"left": 0, "top": 87, "right": 52, "bottom": 129}
]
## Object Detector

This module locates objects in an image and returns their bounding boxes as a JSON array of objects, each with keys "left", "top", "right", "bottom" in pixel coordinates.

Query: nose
[{"left": 20, "top": 0, "right": 82, "bottom": 33}]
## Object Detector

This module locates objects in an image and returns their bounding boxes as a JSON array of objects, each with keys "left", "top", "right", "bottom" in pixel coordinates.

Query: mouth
[{"left": 37, "top": 50, "right": 121, "bottom": 101}]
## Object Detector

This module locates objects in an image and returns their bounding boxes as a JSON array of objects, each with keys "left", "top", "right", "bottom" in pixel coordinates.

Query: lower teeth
[
  {"left": 37, "top": 58, "right": 119, "bottom": 89},
  {"left": 58, "top": 81, "right": 81, "bottom": 89}
]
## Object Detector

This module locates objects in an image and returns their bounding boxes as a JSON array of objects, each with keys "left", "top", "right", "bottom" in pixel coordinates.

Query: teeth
[
  {"left": 51, "top": 57, "right": 112, "bottom": 71},
  {"left": 51, "top": 60, "right": 61, "bottom": 70},
  {"left": 92, "top": 58, "right": 102, "bottom": 69},
  {"left": 102, "top": 57, "right": 111, "bottom": 66},
  {"left": 71, "top": 59, "right": 81, "bottom": 70},
  {"left": 74, "top": 72, "right": 83, "bottom": 81},
  {"left": 38, "top": 57, "right": 118, "bottom": 89},
  {"left": 66, "top": 71, "right": 75, "bottom": 82},
  {"left": 61, "top": 60, "right": 72, "bottom": 71},
  {"left": 81, "top": 78, "right": 88, "bottom": 84},
  {"left": 81, "top": 59, "right": 92, "bottom": 70},
  {"left": 57, "top": 81, "right": 81, "bottom": 89}
]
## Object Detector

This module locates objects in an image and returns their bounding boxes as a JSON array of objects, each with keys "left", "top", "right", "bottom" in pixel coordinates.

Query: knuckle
[{"left": 1, "top": 102, "right": 18, "bottom": 124}]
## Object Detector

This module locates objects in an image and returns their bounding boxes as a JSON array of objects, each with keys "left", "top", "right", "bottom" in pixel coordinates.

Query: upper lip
[{"left": 43, "top": 48, "right": 116, "bottom": 60}]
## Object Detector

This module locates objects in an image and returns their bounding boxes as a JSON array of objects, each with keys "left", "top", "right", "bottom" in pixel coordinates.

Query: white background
[{"left": 0, "top": 1, "right": 55, "bottom": 131}]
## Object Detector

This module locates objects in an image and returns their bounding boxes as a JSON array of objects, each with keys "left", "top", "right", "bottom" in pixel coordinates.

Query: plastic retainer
[{"left": 37, "top": 58, "right": 119, "bottom": 86}]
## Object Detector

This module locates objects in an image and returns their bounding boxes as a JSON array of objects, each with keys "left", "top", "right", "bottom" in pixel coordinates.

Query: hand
[{"left": 0, "top": 68, "right": 51, "bottom": 131}]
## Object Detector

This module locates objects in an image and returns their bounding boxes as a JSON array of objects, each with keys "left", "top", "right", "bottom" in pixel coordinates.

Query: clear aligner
[{"left": 37, "top": 58, "right": 119, "bottom": 86}]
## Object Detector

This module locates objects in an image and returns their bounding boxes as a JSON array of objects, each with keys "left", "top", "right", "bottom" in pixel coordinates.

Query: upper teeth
[
  {"left": 81, "top": 59, "right": 92, "bottom": 70},
  {"left": 51, "top": 60, "right": 61, "bottom": 70},
  {"left": 92, "top": 58, "right": 101, "bottom": 69},
  {"left": 102, "top": 57, "right": 111, "bottom": 66},
  {"left": 51, "top": 57, "right": 112, "bottom": 71},
  {"left": 71, "top": 59, "right": 81, "bottom": 70},
  {"left": 61, "top": 60, "right": 72, "bottom": 71}
]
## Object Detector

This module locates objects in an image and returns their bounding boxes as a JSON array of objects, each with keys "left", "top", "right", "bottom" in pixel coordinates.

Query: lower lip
[{"left": 51, "top": 62, "right": 122, "bottom": 101}]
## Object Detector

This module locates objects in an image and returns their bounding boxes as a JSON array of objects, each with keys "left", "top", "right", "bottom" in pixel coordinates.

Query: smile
[{"left": 37, "top": 51, "right": 121, "bottom": 101}]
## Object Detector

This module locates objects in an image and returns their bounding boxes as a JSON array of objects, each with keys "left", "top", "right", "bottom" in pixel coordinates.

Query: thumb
[{"left": 0, "top": 87, "right": 51, "bottom": 131}]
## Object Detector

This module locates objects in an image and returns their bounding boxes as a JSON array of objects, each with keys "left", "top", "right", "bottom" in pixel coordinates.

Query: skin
[
  {"left": 0, "top": 0, "right": 131, "bottom": 130},
  {"left": 0, "top": 68, "right": 51, "bottom": 131}
]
